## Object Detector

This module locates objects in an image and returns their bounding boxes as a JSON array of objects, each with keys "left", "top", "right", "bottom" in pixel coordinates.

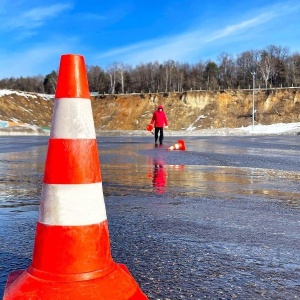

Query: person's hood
[{"left": 157, "top": 105, "right": 164, "bottom": 111}]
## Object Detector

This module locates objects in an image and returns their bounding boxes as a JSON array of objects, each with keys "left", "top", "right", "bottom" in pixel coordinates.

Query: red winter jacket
[{"left": 150, "top": 105, "right": 168, "bottom": 128}]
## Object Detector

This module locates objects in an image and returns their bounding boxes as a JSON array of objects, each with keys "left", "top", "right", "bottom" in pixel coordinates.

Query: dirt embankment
[
  {"left": 92, "top": 89, "right": 300, "bottom": 130},
  {"left": 0, "top": 89, "right": 300, "bottom": 131},
  {"left": 0, "top": 92, "right": 53, "bottom": 127}
]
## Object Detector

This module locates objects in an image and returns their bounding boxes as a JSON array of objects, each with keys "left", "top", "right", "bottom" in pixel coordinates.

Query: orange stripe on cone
[
  {"left": 31, "top": 222, "right": 111, "bottom": 277},
  {"left": 3, "top": 54, "right": 148, "bottom": 299},
  {"left": 44, "top": 139, "right": 101, "bottom": 184}
]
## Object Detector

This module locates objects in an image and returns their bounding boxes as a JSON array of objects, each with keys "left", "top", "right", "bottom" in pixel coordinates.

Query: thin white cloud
[
  {"left": 96, "top": 14, "right": 273, "bottom": 64},
  {"left": 96, "top": 1, "right": 300, "bottom": 65},
  {"left": 204, "top": 13, "right": 276, "bottom": 43},
  {"left": 1, "top": 4, "right": 72, "bottom": 31}
]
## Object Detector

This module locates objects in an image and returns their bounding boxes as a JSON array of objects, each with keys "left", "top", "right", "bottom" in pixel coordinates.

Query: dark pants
[{"left": 154, "top": 127, "right": 164, "bottom": 144}]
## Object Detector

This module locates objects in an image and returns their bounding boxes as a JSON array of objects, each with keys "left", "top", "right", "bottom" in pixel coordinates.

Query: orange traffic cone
[
  {"left": 146, "top": 123, "right": 154, "bottom": 134},
  {"left": 3, "top": 54, "right": 147, "bottom": 299},
  {"left": 167, "top": 139, "right": 186, "bottom": 151}
]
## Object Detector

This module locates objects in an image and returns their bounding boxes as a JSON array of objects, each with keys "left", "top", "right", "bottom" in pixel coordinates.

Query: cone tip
[{"left": 55, "top": 54, "right": 90, "bottom": 99}]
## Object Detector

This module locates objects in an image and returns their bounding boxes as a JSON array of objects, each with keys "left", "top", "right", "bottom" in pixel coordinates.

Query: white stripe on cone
[
  {"left": 50, "top": 98, "right": 96, "bottom": 139},
  {"left": 169, "top": 144, "right": 180, "bottom": 150},
  {"left": 39, "top": 183, "right": 107, "bottom": 226}
]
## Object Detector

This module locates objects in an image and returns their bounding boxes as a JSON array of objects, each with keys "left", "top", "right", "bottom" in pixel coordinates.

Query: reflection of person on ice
[
  {"left": 150, "top": 105, "right": 168, "bottom": 146},
  {"left": 152, "top": 159, "right": 167, "bottom": 194}
]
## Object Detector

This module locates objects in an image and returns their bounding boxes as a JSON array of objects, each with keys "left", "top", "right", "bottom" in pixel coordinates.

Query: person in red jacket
[{"left": 150, "top": 105, "right": 168, "bottom": 146}]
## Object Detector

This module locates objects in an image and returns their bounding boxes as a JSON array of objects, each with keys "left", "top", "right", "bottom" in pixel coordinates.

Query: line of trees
[{"left": 1, "top": 45, "right": 300, "bottom": 95}]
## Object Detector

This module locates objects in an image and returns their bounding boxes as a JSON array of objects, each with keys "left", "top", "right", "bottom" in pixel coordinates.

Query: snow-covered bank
[
  {"left": 98, "top": 122, "right": 300, "bottom": 136},
  {"left": 1, "top": 122, "right": 299, "bottom": 136},
  {"left": 0, "top": 89, "right": 54, "bottom": 100},
  {"left": 0, "top": 125, "right": 50, "bottom": 136},
  {"left": 239, "top": 122, "right": 300, "bottom": 135}
]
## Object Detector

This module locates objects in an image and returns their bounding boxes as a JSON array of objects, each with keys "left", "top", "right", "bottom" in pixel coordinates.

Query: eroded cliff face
[
  {"left": 92, "top": 89, "right": 300, "bottom": 130},
  {"left": 0, "top": 89, "right": 299, "bottom": 130},
  {"left": 0, "top": 92, "right": 53, "bottom": 127}
]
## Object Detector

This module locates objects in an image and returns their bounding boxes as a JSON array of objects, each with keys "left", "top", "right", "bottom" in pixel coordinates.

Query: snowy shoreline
[{"left": 0, "top": 123, "right": 300, "bottom": 136}]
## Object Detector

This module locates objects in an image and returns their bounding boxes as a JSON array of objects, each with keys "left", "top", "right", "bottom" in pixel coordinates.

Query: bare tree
[
  {"left": 116, "top": 62, "right": 131, "bottom": 94},
  {"left": 120, "top": 63, "right": 125, "bottom": 94},
  {"left": 146, "top": 62, "right": 159, "bottom": 92},
  {"left": 154, "top": 63, "right": 162, "bottom": 92},
  {"left": 258, "top": 51, "right": 276, "bottom": 88},
  {"left": 162, "top": 60, "right": 176, "bottom": 92},
  {"left": 87, "top": 66, "right": 109, "bottom": 94},
  {"left": 106, "top": 63, "right": 118, "bottom": 94},
  {"left": 130, "top": 63, "right": 148, "bottom": 93},
  {"left": 236, "top": 50, "right": 260, "bottom": 88},
  {"left": 175, "top": 62, "right": 189, "bottom": 91},
  {"left": 187, "top": 61, "right": 205, "bottom": 90},
  {"left": 285, "top": 52, "right": 300, "bottom": 86},
  {"left": 265, "top": 45, "right": 289, "bottom": 85},
  {"left": 218, "top": 52, "right": 236, "bottom": 88}
]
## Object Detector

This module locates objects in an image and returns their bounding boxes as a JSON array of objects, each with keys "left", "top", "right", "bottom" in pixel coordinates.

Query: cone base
[{"left": 3, "top": 264, "right": 147, "bottom": 300}]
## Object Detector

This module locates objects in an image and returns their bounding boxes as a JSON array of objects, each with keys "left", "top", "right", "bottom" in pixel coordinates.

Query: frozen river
[{"left": 0, "top": 135, "right": 300, "bottom": 299}]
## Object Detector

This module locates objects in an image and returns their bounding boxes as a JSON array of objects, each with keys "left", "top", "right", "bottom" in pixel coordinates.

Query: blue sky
[{"left": 0, "top": 0, "right": 300, "bottom": 79}]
